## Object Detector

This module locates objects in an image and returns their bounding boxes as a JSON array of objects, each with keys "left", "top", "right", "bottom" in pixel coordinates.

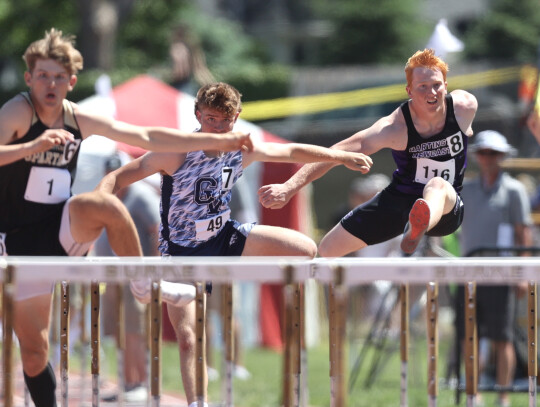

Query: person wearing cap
[{"left": 457, "top": 130, "right": 533, "bottom": 407}]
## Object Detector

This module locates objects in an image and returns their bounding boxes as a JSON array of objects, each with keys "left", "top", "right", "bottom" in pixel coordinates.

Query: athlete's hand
[
  {"left": 258, "top": 183, "right": 293, "bottom": 209},
  {"left": 222, "top": 131, "right": 253, "bottom": 152},
  {"left": 340, "top": 152, "right": 372, "bottom": 173},
  {"left": 31, "top": 129, "right": 75, "bottom": 153}
]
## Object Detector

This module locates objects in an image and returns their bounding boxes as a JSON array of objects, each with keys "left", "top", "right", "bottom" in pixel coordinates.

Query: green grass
[
  {"left": 107, "top": 338, "right": 529, "bottom": 407},
  {"left": 57, "top": 311, "right": 532, "bottom": 407},
  {"left": 3, "top": 332, "right": 531, "bottom": 406}
]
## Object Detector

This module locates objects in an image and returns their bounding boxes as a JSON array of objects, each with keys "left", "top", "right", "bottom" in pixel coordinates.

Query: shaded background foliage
[{"left": 0, "top": 0, "right": 538, "bottom": 105}]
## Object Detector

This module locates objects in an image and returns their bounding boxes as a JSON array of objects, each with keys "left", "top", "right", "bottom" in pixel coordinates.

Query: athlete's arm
[
  {"left": 243, "top": 140, "right": 372, "bottom": 172},
  {"left": 450, "top": 89, "right": 478, "bottom": 137},
  {"left": 96, "top": 152, "right": 185, "bottom": 195},
  {"left": 74, "top": 107, "right": 253, "bottom": 153},
  {"left": 0, "top": 97, "right": 75, "bottom": 166},
  {"left": 258, "top": 109, "right": 405, "bottom": 209}
]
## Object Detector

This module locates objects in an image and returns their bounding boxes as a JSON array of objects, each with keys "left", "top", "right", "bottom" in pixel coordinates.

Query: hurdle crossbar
[
  {"left": 3, "top": 256, "right": 540, "bottom": 407},
  {"left": 1, "top": 256, "right": 540, "bottom": 284}
]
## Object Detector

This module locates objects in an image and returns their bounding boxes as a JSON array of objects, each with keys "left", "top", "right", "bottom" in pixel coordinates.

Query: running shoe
[{"left": 400, "top": 198, "right": 430, "bottom": 254}]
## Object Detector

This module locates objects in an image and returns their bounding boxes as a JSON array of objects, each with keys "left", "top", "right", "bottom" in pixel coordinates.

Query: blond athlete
[{"left": 0, "top": 28, "right": 251, "bottom": 407}]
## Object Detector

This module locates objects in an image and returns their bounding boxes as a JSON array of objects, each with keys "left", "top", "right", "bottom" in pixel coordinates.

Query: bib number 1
[{"left": 25, "top": 167, "right": 71, "bottom": 204}]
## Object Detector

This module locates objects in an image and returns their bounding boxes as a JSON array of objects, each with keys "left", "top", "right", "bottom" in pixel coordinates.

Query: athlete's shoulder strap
[
  {"left": 400, "top": 100, "right": 418, "bottom": 136},
  {"left": 62, "top": 99, "right": 80, "bottom": 131},
  {"left": 20, "top": 92, "right": 39, "bottom": 126}
]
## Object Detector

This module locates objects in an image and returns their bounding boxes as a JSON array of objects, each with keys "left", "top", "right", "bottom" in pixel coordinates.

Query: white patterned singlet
[{"left": 158, "top": 149, "right": 243, "bottom": 251}]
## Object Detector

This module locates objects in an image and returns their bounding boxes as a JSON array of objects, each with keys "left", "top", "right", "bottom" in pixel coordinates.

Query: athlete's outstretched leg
[
  {"left": 318, "top": 223, "right": 368, "bottom": 258},
  {"left": 241, "top": 225, "right": 317, "bottom": 257}
]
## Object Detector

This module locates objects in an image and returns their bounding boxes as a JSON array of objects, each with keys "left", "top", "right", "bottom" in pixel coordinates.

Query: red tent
[{"left": 104, "top": 75, "right": 311, "bottom": 349}]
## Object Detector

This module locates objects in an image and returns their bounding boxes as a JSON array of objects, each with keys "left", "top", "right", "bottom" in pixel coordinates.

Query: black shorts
[
  {"left": 340, "top": 185, "right": 464, "bottom": 246},
  {"left": 455, "top": 285, "right": 515, "bottom": 342},
  {"left": 164, "top": 220, "right": 253, "bottom": 257},
  {"left": 5, "top": 205, "right": 67, "bottom": 256}
]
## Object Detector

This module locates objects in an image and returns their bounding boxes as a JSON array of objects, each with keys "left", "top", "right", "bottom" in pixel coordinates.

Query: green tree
[
  {"left": 311, "top": 0, "right": 429, "bottom": 65},
  {"left": 463, "top": 0, "right": 540, "bottom": 63}
]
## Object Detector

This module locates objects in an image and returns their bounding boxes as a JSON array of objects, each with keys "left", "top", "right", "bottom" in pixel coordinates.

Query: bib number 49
[{"left": 206, "top": 215, "right": 223, "bottom": 232}]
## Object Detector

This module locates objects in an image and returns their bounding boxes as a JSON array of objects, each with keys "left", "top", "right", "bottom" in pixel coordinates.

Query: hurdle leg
[
  {"left": 292, "top": 283, "right": 302, "bottom": 406},
  {"left": 283, "top": 277, "right": 293, "bottom": 407},
  {"left": 116, "top": 284, "right": 127, "bottom": 403},
  {"left": 194, "top": 282, "right": 207, "bottom": 407},
  {"left": 60, "top": 282, "right": 70, "bottom": 407},
  {"left": 2, "top": 265, "right": 15, "bottom": 407},
  {"left": 464, "top": 282, "right": 478, "bottom": 407},
  {"left": 79, "top": 284, "right": 88, "bottom": 406},
  {"left": 221, "top": 283, "right": 234, "bottom": 407},
  {"left": 150, "top": 281, "right": 162, "bottom": 407},
  {"left": 528, "top": 282, "right": 537, "bottom": 407},
  {"left": 300, "top": 283, "right": 308, "bottom": 407},
  {"left": 400, "top": 284, "right": 409, "bottom": 407},
  {"left": 90, "top": 282, "right": 101, "bottom": 407},
  {"left": 426, "top": 282, "right": 438, "bottom": 407},
  {"left": 329, "top": 266, "right": 347, "bottom": 407},
  {"left": 115, "top": 284, "right": 126, "bottom": 406},
  {"left": 282, "top": 266, "right": 301, "bottom": 407}
]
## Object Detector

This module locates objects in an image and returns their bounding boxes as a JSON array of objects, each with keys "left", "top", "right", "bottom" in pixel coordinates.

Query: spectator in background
[
  {"left": 457, "top": 130, "right": 533, "bottom": 407},
  {"left": 331, "top": 173, "right": 399, "bottom": 257},
  {"left": 334, "top": 174, "right": 402, "bottom": 342},
  {"left": 169, "top": 24, "right": 215, "bottom": 95},
  {"left": 95, "top": 153, "right": 160, "bottom": 403}
]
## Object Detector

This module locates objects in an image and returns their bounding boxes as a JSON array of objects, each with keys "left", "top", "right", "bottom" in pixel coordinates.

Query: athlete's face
[
  {"left": 24, "top": 59, "right": 77, "bottom": 108},
  {"left": 406, "top": 67, "right": 447, "bottom": 112},
  {"left": 195, "top": 106, "right": 239, "bottom": 134},
  {"left": 475, "top": 149, "right": 505, "bottom": 175}
]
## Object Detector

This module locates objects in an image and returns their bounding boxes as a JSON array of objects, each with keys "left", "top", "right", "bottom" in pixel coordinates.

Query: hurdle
[
  {"left": 90, "top": 281, "right": 100, "bottom": 407},
  {"left": 400, "top": 283, "right": 409, "bottom": 407},
  {"left": 221, "top": 282, "right": 234, "bottom": 407},
  {"left": 2, "top": 256, "right": 540, "bottom": 407}
]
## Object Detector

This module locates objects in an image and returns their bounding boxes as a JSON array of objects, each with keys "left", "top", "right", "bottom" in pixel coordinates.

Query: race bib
[
  {"left": 194, "top": 210, "right": 231, "bottom": 241},
  {"left": 0, "top": 233, "right": 6, "bottom": 256},
  {"left": 446, "top": 132, "right": 465, "bottom": 157},
  {"left": 415, "top": 157, "right": 455, "bottom": 185},
  {"left": 25, "top": 167, "right": 71, "bottom": 204}
]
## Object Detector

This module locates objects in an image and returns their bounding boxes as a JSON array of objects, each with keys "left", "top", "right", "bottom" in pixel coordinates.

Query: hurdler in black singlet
[
  {"left": 390, "top": 94, "right": 468, "bottom": 195},
  {"left": 0, "top": 92, "right": 83, "bottom": 255}
]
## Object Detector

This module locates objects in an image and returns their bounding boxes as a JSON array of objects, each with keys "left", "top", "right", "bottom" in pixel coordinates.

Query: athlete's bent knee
[{"left": 424, "top": 176, "right": 449, "bottom": 191}]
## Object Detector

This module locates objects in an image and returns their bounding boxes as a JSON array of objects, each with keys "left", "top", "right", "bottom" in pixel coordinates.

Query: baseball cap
[{"left": 469, "top": 130, "right": 516, "bottom": 155}]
